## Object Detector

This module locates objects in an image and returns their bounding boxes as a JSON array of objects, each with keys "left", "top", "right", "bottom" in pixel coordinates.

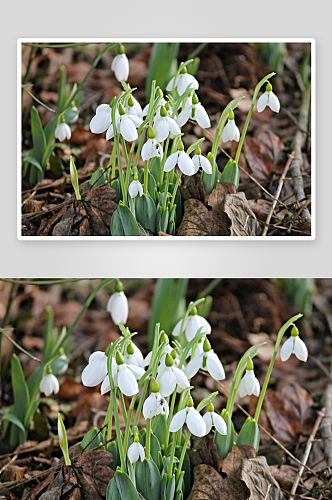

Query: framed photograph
[{"left": 18, "top": 39, "right": 315, "bottom": 239}]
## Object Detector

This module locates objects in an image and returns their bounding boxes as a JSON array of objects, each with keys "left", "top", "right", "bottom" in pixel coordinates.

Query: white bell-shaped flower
[
  {"left": 156, "top": 353, "right": 189, "bottom": 397},
  {"left": 166, "top": 67, "right": 199, "bottom": 96},
  {"left": 185, "top": 338, "right": 225, "bottom": 381},
  {"left": 81, "top": 351, "right": 108, "bottom": 387},
  {"left": 257, "top": 82, "right": 280, "bottom": 113},
  {"left": 40, "top": 369, "right": 59, "bottom": 397},
  {"left": 172, "top": 307, "right": 211, "bottom": 342},
  {"left": 111, "top": 45, "right": 129, "bottom": 82},
  {"left": 56, "top": 352, "right": 69, "bottom": 375},
  {"left": 143, "top": 380, "right": 169, "bottom": 419},
  {"left": 144, "top": 333, "right": 172, "bottom": 367},
  {"left": 177, "top": 93, "right": 210, "bottom": 129},
  {"left": 203, "top": 403, "right": 227, "bottom": 435},
  {"left": 107, "top": 351, "right": 145, "bottom": 397},
  {"left": 55, "top": 118, "right": 71, "bottom": 142},
  {"left": 90, "top": 103, "right": 114, "bottom": 134},
  {"left": 142, "top": 89, "right": 167, "bottom": 119},
  {"left": 107, "top": 104, "right": 143, "bottom": 142},
  {"left": 154, "top": 105, "right": 181, "bottom": 142},
  {"left": 141, "top": 127, "right": 163, "bottom": 161},
  {"left": 128, "top": 435, "right": 145, "bottom": 463},
  {"left": 163, "top": 141, "right": 195, "bottom": 176},
  {"left": 123, "top": 341, "right": 144, "bottom": 369},
  {"left": 128, "top": 178, "right": 143, "bottom": 199},
  {"left": 238, "top": 358, "right": 260, "bottom": 397},
  {"left": 192, "top": 147, "right": 212, "bottom": 174},
  {"left": 125, "top": 95, "right": 143, "bottom": 119},
  {"left": 106, "top": 282, "right": 128, "bottom": 325},
  {"left": 280, "top": 325, "right": 308, "bottom": 362},
  {"left": 221, "top": 109, "right": 240, "bottom": 143},
  {"left": 169, "top": 396, "right": 206, "bottom": 437}
]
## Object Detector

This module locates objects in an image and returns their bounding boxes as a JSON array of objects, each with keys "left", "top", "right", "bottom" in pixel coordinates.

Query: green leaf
[
  {"left": 44, "top": 116, "right": 59, "bottom": 146},
  {"left": 110, "top": 204, "right": 140, "bottom": 236},
  {"left": 106, "top": 470, "right": 140, "bottom": 500},
  {"left": 90, "top": 168, "right": 109, "bottom": 188},
  {"left": 33, "top": 410, "right": 50, "bottom": 440},
  {"left": 9, "top": 354, "right": 30, "bottom": 446},
  {"left": 165, "top": 475, "right": 175, "bottom": 500},
  {"left": 107, "top": 441, "right": 120, "bottom": 471},
  {"left": 31, "top": 106, "right": 46, "bottom": 166},
  {"left": 139, "top": 429, "right": 161, "bottom": 468},
  {"left": 201, "top": 155, "right": 218, "bottom": 194},
  {"left": 81, "top": 427, "right": 104, "bottom": 451},
  {"left": 236, "top": 417, "right": 260, "bottom": 451},
  {"left": 49, "top": 154, "right": 64, "bottom": 178},
  {"left": 146, "top": 43, "right": 180, "bottom": 98},
  {"left": 197, "top": 391, "right": 218, "bottom": 412},
  {"left": 135, "top": 458, "right": 161, "bottom": 500},
  {"left": 135, "top": 194, "right": 157, "bottom": 234},
  {"left": 2, "top": 413, "right": 26, "bottom": 434},
  {"left": 186, "top": 137, "right": 205, "bottom": 155},
  {"left": 220, "top": 160, "right": 240, "bottom": 188},
  {"left": 214, "top": 410, "right": 234, "bottom": 459}
]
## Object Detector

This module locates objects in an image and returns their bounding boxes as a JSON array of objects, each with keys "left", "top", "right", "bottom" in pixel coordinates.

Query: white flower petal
[
  {"left": 212, "top": 412, "right": 227, "bottom": 435},
  {"left": 155, "top": 117, "right": 170, "bottom": 142},
  {"left": 127, "top": 442, "right": 140, "bottom": 464},
  {"left": 90, "top": 107, "right": 112, "bottom": 134},
  {"left": 163, "top": 152, "right": 179, "bottom": 172},
  {"left": 128, "top": 114, "right": 143, "bottom": 128},
  {"left": 177, "top": 106, "right": 192, "bottom": 127},
  {"left": 268, "top": 91, "right": 280, "bottom": 113},
  {"left": 138, "top": 442, "right": 145, "bottom": 461},
  {"left": 137, "top": 181, "right": 143, "bottom": 197},
  {"left": 55, "top": 123, "right": 71, "bottom": 142},
  {"left": 141, "top": 140, "right": 155, "bottom": 161},
  {"left": 89, "top": 351, "right": 106, "bottom": 363},
  {"left": 117, "top": 365, "right": 139, "bottom": 396},
  {"left": 178, "top": 151, "right": 195, "bottom": 176},
  {"left": 143, "top": 394, "right": 158, "bottom": 419},
  {"left": 82, "top": 356, "right": 108, "bottom": 386},
  {"left": 167, "top": 117, "right": 181, "bottom": 137},
  {"left": 157, "top": 367, "right": 176, "bottom": 397},
  {"left": 169, "top": 408, "right": 187, "bottom": 432},
  {"left": 127, "top": 364, "right": 145, "bottom": 380},
  {"left": 238, "top": 377, "right": 247, "bottom": 398},
  {"left": 206, "top": 351, "right": 225, "bottom": 381},
  {"left": 185, "top": 353, "right": 203, "bottom": 379},
  {"left": 186, "top": 407, "right": 206, "bottom": 437},
  {"left": 106, "top": 292, "right": 128, "bottom": 325},
  {"left": 280, "top": 337, "right": 294, "bottom": 362},
  {"left": 171, "top": 318, "right": 185, "bottom": 337},
  {"left": 120, "top": 115, "right": 138, "bottom": 142},
  {"left": 199, "top": 155, "right": 212, "bottom": 174},
  {"left": 253, "top": 377, "right": 260, "bottom": 397},
  {"left": 128, "top": 180, "right": 139, "bottom": 199},
  {"left": 144, "top": 351, "right": 152, "bottom": 367},
  {"left": 166, "top": 76, "right": 175, "bottom": 92},
  {"left": 221, "top": 125, "right": 229, "bottom": 143},
  {"left": 234, "top": 125, "right": 240, "bottom": 142},
  {"left": 106, "top": 123, "right": 114, "bottom": 141},
  {"left": 294, "top": 336, "right": 308, "bottom": 362},
  {"left": 173, "top": 366, "right": 190, "bottom": 389},
  {"left": 194, "top": 104, "right": 211, "bottom": 128},
  {"left": 192, "top": 156, "right": 200, "bottom": 174},
  {"left": 203, "top": 412, "right": 213, "bottom": 434},
  {"left": 101, "top": 375, "right": 111, "bottom": 395},
  {"left": 112, "top": 54, "right": 129, "bottom": 82},
  {"left": 257, "top": 92, "right": 268, "bottom": 113},
  {"left": 243, "top": 370, "right": 256, "bottom": 395},
  {"left": 40, "top": 374, "right": 59, "bottom": 397}
]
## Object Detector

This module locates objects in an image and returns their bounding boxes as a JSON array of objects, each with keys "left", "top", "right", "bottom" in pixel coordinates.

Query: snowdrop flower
[
  {"left": 90, "top": 102, "right": 116, "bottom": 135},
  {"left": 142, "top": 88, "right": 166, "bottom": 118},
  {"left": 169, "top": 395, "right": 206, "bottom": 437},
  {"left": 280, "top": 325, "right": 308, "bottom": 362},
  {"left": 221, "top": 109, "right": 240, "bottom": 143},
  {"left": 56, "top": 351, "right": 69, "bottom": 375},
  {"left": 123, "top": 341, "right": 144, "bottom": 369},
  {"left": 143, "top": 380, "right": 169, "bottom": 419},
  {"left": 107, "top": 104, "right": 143, "bottom": 142},
  {"left": 111, "top": 44, "right": 129, "bottom": 82},
  {"left": 110, "top": 351, "right": 145, "bottom": 396},
  {"left": 257, "top": 82, "right": 280, "bottom": 113},
  {"left": 106, "top": 281, "right": 128, "bottom": 325},
  {"left": 154, "top": 105, "right": 181, "bottom": 142},
  {"left": 163, "top": 141, "right": 195, "bottom": 176},
  {"left": 203, "top": 403, "right": 227, "bottom": 435},
  {"left": 40, "top": 367, "right": 59, "bottom": 397},
  {"left": 192, "top": 147, "right": 212, "bottom": 174},
  {"left": 185, "top": 338, "right": 225, "bottom": 381},
  {"left": 156, "top": 353, "right": 189, "bottom": 397},
  {"left": 172, "top": 307, "right": 211, "bottom": 342},
  {"left": 81, "top": 351, "right": 108, "bottom": 388},
  {"left": 127, "top": 434, "right": 145, "bottom": 464},
  {"left": 124, "top": 95, "right": 143, "bottom": 120},
  {"left": 238, "top": 358, "right": 260, "bottom": 397},
  {"left": 128, "top": 176, "right": 143, "bottom": 199},
  {"left": 177, "top": 93, "right": 211, "bottom": 129},
  {"left": 141, "top": 127, "right": 163, "bottom": 161},
  {"left": 55, "top": 117, "right": 71, "bottom": 142},
  {"left": 166, "top": 66, "right": 199, "bottom": 96}
]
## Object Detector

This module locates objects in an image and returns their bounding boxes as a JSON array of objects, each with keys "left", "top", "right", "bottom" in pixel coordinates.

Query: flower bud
[
  {"left": 291, "top": 325, "right": 299, "bottom": 337},
  {"left": 187, "top": 395, "right": 194, "bottom": 407},
  {"left": 115, "top": 280, "right": 124, "bottom": 293},
  {"left": 118, "top": 44, "right": 125, "bottom": 55},
  {"left": 208, "top": 402, "right": 214, "bottom": 413},
  {"left": 119, "top": 103, "right": 126, "bottom": 116},
  {"left": 266, "top": 82, "right": 273, "bottom": 92},
  {"left": 127, "top": 342, "right": 135, "bottom": 355},
  {"left": 116, "top": 351, "right": 125, "bottom": 365},
  {"left": 150, "top": 380, "right": 160, "bottom": 393},
  {"left": 190, "top": 306, "right": 198, "bottom": 316},
  {"left": 246, "top": 357, "right": 254, "bottom": 370},
  {"left": 165, "top": 353, "right": 174, "bottom": 367}
]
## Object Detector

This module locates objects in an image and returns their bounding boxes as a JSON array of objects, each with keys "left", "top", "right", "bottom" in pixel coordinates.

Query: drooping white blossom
[
  {"left": 221, "top": 109, "right": 240, "bottom": 143},
  {"left": 111, "top": 44, "right": 129, "bottom": 82},
  {"left": 107, "top": 282, "right": 128, "bottom": 325},
  {"left": 169, "top": 396, "right": 206, "bottom": 437},
  {"left": 81, "top": 351, "right": 108, "bottom": 387},
  {"left": 90, "top": 103, "right": 115, "bottom": 134},
  {"left": 192, "top": 148, "right": 212, "bottom": 174},
  {"left": 203, "top": 403, "right": 227, "bottom": 435},
  {"left": 238, "top": 358, "right": 260, "bottom": 397},
  {"left": 172, "top": 308, "right": 211, "bottom": 342},
  {"left": 154, "top": 106, "right": 181, "bottom": 142},
  {"left": 143, "top": 380, "right": 169, "bottom": 419},
  {"left": 40, "top": 370, "right": 59, "bottom": 397},
  {"left": 106, "top": 104, "right": 143, "bottom": 142},
  {"left": 185, "top": 338, "right": 225, "bottom": 381},
  {"left": 166, "top": 67, "right": 199, "bottom": 96},
  {"left": 280, "top": 326, "right": 308, "bottom": 362},
  {"left": 257, "top": 82, "right": 280, "bottom": 113},
  {"left": 128, "top": 178, "right": 143, "bottom": 199},
  {"left": 163, "top": 141, "right": 195, "bottom": 176},
  {"left": 55, "top": 119, "right": 71, "bottom": 142},
  {"left": 156, "top": 354, "right": 189, "bottom": 397},
  {"left": 127, "top": 436, "right": 145, "bottom": 464},
  {"left": 177, "top": 93, "right": 210, "bottom": 129}
]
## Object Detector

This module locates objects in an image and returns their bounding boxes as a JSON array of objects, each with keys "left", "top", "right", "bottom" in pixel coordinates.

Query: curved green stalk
[{"left": 176, "top": 432, "right": 191, "bottom": 484}]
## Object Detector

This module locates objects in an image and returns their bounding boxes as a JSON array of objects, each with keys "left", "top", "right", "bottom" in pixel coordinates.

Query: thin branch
[{"left": 0, "top": 328, "right": 42, "bottom": 363}]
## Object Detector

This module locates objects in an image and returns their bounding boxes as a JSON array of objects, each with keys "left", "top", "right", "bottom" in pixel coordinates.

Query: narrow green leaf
[
  {"left": 31, "top": 106, "right": 46, "bottom": 166},
  {"left": 106, "top": 470, "right": 140, "bottom": 500},
  {"left": 2, "top": 413, "right": 26, "bottom": 434},
  {"left": 135, "top": 194, "right": 157, "bottom": 234},
  {"left": 110, "top": 204, "right": 140, "bottom": 236},
  {"left": 135, "top": 458, "right": 161, "bottom": 500}
]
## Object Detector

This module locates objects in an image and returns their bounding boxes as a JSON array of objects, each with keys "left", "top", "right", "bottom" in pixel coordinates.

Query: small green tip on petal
[
  {"left": 165, "top": 353, "right": 174, "bottom": 367},
  {"left": 150, "top": 380, "right": 160, "bottom": 393},
  {"left": 46, "top": 365, "right": 53, "bottom": 375},
  {"left": 178, "top": 141, "right": 184, "bottom": 151},
  {"left": 181, "top": 66, "right": 188, "bottom": 75},
  {"left": 291, "top": 325, "right": 299, "bottom": 337},
  {"left": 128, "top": 96, "right": 134, "bottom": 107},
  {"left": 203, "top": 338, "right": 211, "bottom": 353},
  {"left": 134, "top": 433, "right": 139, "bottom": 443},
  {"left": 187, "top": 395, "right": 194, "bottom": 407},
  {"left": 208, "top": 402, "right": 214, "bottom": 413},
  {"left": 160, "top": 106, "right": 167, "bottom": 118},
  {"left": 192, "top": 93, "right": 199, "bottom": 105},
  {"left": 246, "top": 357, "right": 254, "bottom": 371},
  {"left": 266, "top": 82, "right": 273, "bottom": 92},
  {"left": 116, "top": 350, "right": 125, "bottom": 365},
  {"left": 189, "top": 306, "right": 197, "bottom": 316},
  {"left": 127, "top": 342, "right": 135, "bottom": 355},
  {"left": 118, "top": 44, "right": 125, "bottom": 55},
  {"left": 171, "top": 349, "right": 177, "bottom": 360},
  {"left": 196, "top": 147, "right": 201, "bottom": 156},
  {"left": 228, "top": 109, "right": 235, "bottom": 120},
  {"left": 119, "top": 103, "right": 126, "bottom": 116},
  {"left": 115, "top": 280, "right": 123, "bottom": 292},
  {"left": 148, "top": 126, "right": 156, "bottom": 139}
]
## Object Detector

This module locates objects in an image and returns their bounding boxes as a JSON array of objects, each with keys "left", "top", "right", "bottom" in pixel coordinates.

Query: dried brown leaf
[{"left": 241, "top": 456, "right": 283, "bottom": 500}]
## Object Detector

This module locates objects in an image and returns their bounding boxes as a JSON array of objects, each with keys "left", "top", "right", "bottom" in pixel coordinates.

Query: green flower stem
[
  {"left": 120, "top": 135, "right": 129, "bottom": 166},
  {"left": 162, "top": 172, "right": 171, "bottom": 211},
  {"left": 118, "top": 390, "right": 128, "bottom": 428},
  {"left": 132, "top": 128, "right": 147, "bottom": 170},
  {"left": 122, "top": 393, "right": 138, "bottom": 459},
  {"left": 254, "top": 313, "right": 302, "bottom": 421},
  {"left": 145, "top": 418, "right": 151, "bottom": 459},
  {"left": 103, "top": 396, "right": 113, "bottom": 443},
  {"left": 176, "top": 432, "right": 191, "bottom": 484},
  {"left": 111, "top": 387, "right": 126, "bottom": 472},
  {"left": 144, "top": 161, "right": 149, "bottom": 195},
  {"left": 110, "top": 146, "right": 117, "bottom": 181},
  {"left": 167, "top": 428, "right": 181, "bottom": 479},
  {"left": 234, "top": 72, "right": 276, "bottom": 164},
  {"left": 159, "top": 136, "right": 170, "bottom": 186},
  {"left": 114, "top": 132, "right": 127, "bottom": 206},
  {"left": 164, "top": 390, "right": 177, "bottom": 449},
  {"left": 169, "top": 171, "right": 181, "bottom": 212},
  {"left": 132, "top": 379, "right": 149, "bottom": 429},
  {"left": 64, "top": 42, "right": 116, "bottom": 109}
]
